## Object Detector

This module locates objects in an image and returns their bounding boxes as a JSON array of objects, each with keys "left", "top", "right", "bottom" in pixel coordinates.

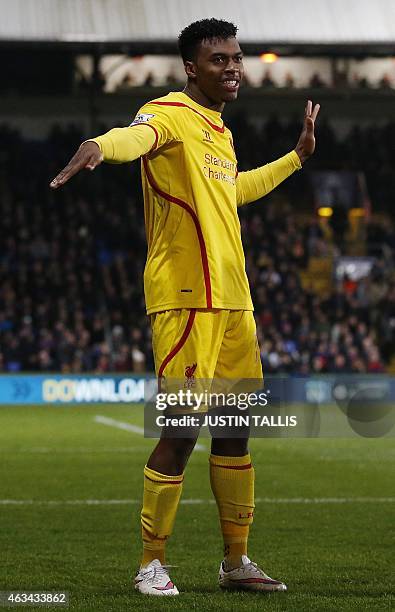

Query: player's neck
[{"left": 182, "top": 84, "right": 224, "bottom": 114}]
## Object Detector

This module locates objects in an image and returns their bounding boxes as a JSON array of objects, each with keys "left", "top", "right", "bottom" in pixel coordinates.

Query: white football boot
[
  {"left": 219, "top": 555, "right": 287, "bottom": 592},
  {"left": 134, "top": 559, "right": 179, "bottom": 596}
]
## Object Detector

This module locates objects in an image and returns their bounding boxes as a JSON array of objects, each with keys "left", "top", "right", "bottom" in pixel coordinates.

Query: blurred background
[{"left": 1, "top": 0, "right": 395, "bottom": 383}]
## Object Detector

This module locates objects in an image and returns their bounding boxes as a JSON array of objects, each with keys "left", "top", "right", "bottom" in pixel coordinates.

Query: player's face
[{"left": 187, "top": 37, "right": 244, "bottom": 104}]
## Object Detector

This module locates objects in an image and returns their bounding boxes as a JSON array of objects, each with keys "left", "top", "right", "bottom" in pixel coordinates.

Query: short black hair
[{"left": 178, "top": 18, "right": 238, "bottom": 63}]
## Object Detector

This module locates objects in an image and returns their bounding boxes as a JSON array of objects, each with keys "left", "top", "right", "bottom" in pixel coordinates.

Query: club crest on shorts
[
  {"left": 184, "top": 363, "right": 197, "bottom": 389},
  {"left": 158, "top": 375, "right": 167, "bottom": 393}
]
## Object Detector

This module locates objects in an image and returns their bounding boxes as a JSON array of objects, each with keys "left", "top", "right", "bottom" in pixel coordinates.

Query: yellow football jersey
[{"left": 91, "top": 91, "right": 301, "bottom": 314}]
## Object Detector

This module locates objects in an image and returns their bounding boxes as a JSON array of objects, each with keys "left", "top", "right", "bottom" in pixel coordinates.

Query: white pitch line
[
  {"left": 256, "top": 497, "right": 395, "bottom": 504},
  {"left": 0, "top": 497, "right": 393, "bottom": 506},
  {"left": 94, "top": 415, "right": 146, "bottom": 435},
  {"left": 94, "top": 415, "right": 206, "bottom": 451},
  {"left": 0, "top": 500, "right": 139, "bottom": 506}
]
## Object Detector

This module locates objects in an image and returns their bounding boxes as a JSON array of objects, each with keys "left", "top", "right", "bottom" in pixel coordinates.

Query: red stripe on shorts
[{"left": 158, "top": 310, "right": 196, "bottom": 378}]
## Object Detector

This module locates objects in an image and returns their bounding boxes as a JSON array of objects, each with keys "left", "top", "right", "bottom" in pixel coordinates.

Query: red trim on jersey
[
  {"left": 214, "top": 463, "right": 252, "bottom": 470},
  {"left": 150, "top": 100, "right": 225, "bottom": 133},
  {"left": 158, "top": 309, "right": 196, "bottom": 378},
  {"left": 142, "top": 157, "right": 212, "bottom": 308},
  {"left": 130, "top": 122, "right": 159, "bottom": 152}
]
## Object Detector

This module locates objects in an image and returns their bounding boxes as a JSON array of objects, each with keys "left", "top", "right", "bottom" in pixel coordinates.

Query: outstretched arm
[
  {"left": 236, "top": 100, "right": 320, "bottom": 207},
  {"left": 50, "top": 124, "right": 157, "bottom": 189}
]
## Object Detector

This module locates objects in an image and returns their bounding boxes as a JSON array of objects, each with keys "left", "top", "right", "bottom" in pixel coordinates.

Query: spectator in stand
[
  {"left": 260, "top": 69, "right": 275, "bottom": 88},
  {"left": 0, "top": 121, "right": 394, "bottom": 374},
  {"left": 309, "top": 72, "right": 327, "bottom": 88},
  {"left": 143, "top": 72, "right": 155, "bottom": 86},
  {"left": 283, "top": 72, "right": 295, "bottom": 88},
  {"left": 117, "top": 73, "right": 136, "bottom": 91},
  {"left": 352, "top": 74, "right": 371, "bottom": 89},
  {"left": 378, "top": 73, "right": 392, "bottom": 89}
]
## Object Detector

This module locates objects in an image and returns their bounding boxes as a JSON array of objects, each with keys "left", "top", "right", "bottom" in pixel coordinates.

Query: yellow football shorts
[{"left": 151, "top": 309, "right": 263, "bottom": 412}]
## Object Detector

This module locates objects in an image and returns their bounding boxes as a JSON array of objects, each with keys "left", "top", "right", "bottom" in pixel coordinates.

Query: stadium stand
[{"left": 1, "top": 117, "right": 394, "bottom": 374}]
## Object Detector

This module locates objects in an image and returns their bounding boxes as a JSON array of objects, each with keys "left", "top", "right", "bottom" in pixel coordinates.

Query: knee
[
  {"left": 162, "top": 436, "right": 198, "bottom": 470},
  {"left": 211, "top": 437, "right": 249, "bottom": 457},
  {"left": 172, "top": 437, "right": 197, "bottom": 457}
]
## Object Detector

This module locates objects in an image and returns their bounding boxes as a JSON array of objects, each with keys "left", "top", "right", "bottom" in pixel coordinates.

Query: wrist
[
  {"left": 82, "top": 139, "right": 102, "bottom": 152},
  {"left": 294, "top": 146, "right": 308, "bottom": 165}
]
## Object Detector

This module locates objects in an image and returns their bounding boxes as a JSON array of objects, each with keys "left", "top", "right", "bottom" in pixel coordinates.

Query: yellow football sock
[
  {"left": 209, "top": 453, "right": 254, "bottom": 569},
  {"left": 140, "top": 465, "right": 184, "bottom": 567}
]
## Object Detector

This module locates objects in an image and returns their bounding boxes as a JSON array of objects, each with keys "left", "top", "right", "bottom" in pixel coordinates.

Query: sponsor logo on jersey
[
  {"left": 202, "top": 129, "right": 213, "bottom": 143},
  {"left": 130, "top": 113, "right": 155, "bottom": 126}
]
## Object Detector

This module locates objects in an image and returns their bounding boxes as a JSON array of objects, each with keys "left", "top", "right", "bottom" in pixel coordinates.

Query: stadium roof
[{"left": 1, "top": 0, "right": 395, "bottom": 54}]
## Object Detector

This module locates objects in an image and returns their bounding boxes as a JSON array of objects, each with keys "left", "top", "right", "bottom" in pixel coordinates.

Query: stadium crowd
[
  {"left": 0, "top": 116, "right": 394, "bottom": 374},
  {"left": 99, "top": 65, "right": 395, "bottom": 92}
]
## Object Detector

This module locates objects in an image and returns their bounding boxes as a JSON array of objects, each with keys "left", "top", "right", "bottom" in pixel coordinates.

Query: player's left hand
[{"left": 294, "top": 100, "right": 320, "bottom": 164}]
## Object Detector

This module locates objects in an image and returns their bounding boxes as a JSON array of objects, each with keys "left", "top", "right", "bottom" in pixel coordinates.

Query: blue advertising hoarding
[
  {"left": 0, "top": 375, "right": 150, "bottom": 404},
  {"left": 0, "top": 374, "right": 395, "bottom": 406}
]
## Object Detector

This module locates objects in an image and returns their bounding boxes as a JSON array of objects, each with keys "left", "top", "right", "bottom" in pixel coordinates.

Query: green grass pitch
[{"left": 0, "top": 404, "right": 393, "bottom": 611}]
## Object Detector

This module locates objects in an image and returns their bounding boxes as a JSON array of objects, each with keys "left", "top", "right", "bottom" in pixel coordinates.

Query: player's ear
[{"left": 184, "top": 61, "right": 197, "bottom": 80}]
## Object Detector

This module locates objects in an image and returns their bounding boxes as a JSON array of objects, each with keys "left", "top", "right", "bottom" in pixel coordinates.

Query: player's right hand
[{"left": 49, "top": 141, "right": 103, "bottom": 189}]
